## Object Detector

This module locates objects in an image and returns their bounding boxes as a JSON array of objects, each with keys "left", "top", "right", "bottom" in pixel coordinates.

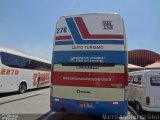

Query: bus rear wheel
[{"left": 19, "top": 82, "right": 27, "bottom": 94}]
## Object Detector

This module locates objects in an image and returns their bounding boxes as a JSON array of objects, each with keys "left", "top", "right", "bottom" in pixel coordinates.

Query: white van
[{"left": 128, "top": 70, "right": 160, "bottom": 113}]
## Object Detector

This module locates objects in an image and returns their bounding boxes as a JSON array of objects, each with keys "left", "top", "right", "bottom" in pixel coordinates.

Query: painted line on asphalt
[
  {"left": 0, "top": 93, "right": 41, "bottom": 105},
  {"left": 0, "top": 88, "right": 49, "bottom": 105}
]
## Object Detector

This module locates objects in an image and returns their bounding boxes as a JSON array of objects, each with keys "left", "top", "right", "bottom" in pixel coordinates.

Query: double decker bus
[
  {"left": 51, "top": 13, "right": 128, "bottom": 115},
  {"left": 0, "top": 47, "right": 51, "bottom": 93}
]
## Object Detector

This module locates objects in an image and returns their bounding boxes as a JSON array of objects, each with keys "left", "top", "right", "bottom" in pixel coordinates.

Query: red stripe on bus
[
  {"left": 74, "top": 17, "right": 124, "bottom": 39},
  {"left": 52, "top": 72, "right": 125, "bottom": 88},
  {"left": 55, "top": 35, "right": 72, "bottom": 40}
]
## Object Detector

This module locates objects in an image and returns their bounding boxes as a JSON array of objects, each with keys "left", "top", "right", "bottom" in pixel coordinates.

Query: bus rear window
[{"left": 150, "top": 76, "right": 160, "bottom": 86}]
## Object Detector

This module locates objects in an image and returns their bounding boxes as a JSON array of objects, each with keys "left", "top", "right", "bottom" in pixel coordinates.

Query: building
[{"left": 128, "top": 49, "right": 160, "bottom": 67}]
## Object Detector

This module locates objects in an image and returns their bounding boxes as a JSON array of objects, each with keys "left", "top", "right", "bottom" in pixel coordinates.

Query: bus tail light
[
  {"left": 51, "top": 65, "right": 54, "bottom": 84},
  {"left": 124, "top": 67, "right": 128, "bottom": 86},
  {"left": 146, "top": 96, "right": 150, "bottom": 105},
  {"left": 54, "top": 98, "right": 64, "bottom": 102},
  {"left": 107, "top": 102, "right": 113, "bottom": 104},
  {"left": 116, "top": 106, "right": 125, "bottom": 109},
  {"left": 60, "top": 98, "right": 64, "bottom": 102},
  {"left": 107, "top": 102, "right": 118, "bottom": 105}
]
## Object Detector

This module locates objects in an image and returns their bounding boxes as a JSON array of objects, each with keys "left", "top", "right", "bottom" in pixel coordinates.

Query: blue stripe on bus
[
  {"left": 50, "top": 96, "right": 128, "bottom": 115},
  {"left": 55, "top": 39, "right": 123, "bottom": 45},
  {"left": 55, "top": 41, "right": 74, "bottom": 45},
  {"left": 65, "top": 18, "right": 124, "bottom": 45},
  {"left": 52, "top": 51, "right": 127, "bottom": 65}
]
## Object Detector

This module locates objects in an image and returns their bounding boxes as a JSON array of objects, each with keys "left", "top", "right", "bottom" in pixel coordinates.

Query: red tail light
[
  {"left": 116, "top": 106, "right": 125, "bottom": 109},
  {"left": 146, "top": 96, "right": 150, "bottom": 105},
  {"left": 107, "top": 102, "right": 113, "bottom": 104},
  {"left": 124, "top": 67, "right": 128, "bottom": 86},
  {"left": 60, "top": 98, "right": 64, "bottom": 102},
  {"left": 51, "top": 65, "right": 54, "bottom": 84}
]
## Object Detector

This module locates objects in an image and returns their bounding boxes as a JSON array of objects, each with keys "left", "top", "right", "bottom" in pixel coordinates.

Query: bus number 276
[{"left": 56, "top": 27, "right": 67, "bottom": 34}]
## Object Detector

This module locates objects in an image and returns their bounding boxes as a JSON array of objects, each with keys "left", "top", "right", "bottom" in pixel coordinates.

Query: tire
[
  {"left": 19, "top": 82, "right": 27, "bottom": 94},
  {"left": 135, "top": 101, "right": 143, "bottom": 114}
]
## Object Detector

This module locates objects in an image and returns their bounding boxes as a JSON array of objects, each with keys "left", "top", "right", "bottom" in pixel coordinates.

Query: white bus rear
[{"left": 51, "top": 13, "right": 128, "bottom": 115}]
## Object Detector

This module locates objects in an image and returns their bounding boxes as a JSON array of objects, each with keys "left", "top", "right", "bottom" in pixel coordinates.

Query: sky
[{"left": 0, "top": 0, "right": 160, "bottom": 61}]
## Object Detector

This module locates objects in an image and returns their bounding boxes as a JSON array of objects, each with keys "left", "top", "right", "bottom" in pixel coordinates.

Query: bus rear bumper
[{"left": 50, "top": 96, "right": 128, "bottom": 116}]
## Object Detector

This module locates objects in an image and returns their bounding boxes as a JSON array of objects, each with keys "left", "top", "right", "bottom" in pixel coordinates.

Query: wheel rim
[{"left": 20, "top": 83, "right": 26, "bottom": 93}]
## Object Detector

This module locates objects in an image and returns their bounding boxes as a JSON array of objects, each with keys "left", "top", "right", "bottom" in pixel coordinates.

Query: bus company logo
[
  {"left": 102, "top": 21, "right": 113, "bottom": 30},
  {"left": 32, "top": 73, "right": 50, "bottom": 86},
  {"left": 76, "top": 89, "right": 91, "bottom": 94}
]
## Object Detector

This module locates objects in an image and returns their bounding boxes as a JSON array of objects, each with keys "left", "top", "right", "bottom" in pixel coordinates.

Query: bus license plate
[{"left": 80, "top": 102, "right": 93, "bottom": 108}]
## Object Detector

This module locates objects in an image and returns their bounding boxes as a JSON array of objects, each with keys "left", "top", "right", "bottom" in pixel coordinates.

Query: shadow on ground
[{"left": 38, "top": 112, "right": 120, "bottom": 120}]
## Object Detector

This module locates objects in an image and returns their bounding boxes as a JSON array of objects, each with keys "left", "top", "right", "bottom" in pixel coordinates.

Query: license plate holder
[{"left": 79, "top": 102, "right": 93, "bottom": 108}]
